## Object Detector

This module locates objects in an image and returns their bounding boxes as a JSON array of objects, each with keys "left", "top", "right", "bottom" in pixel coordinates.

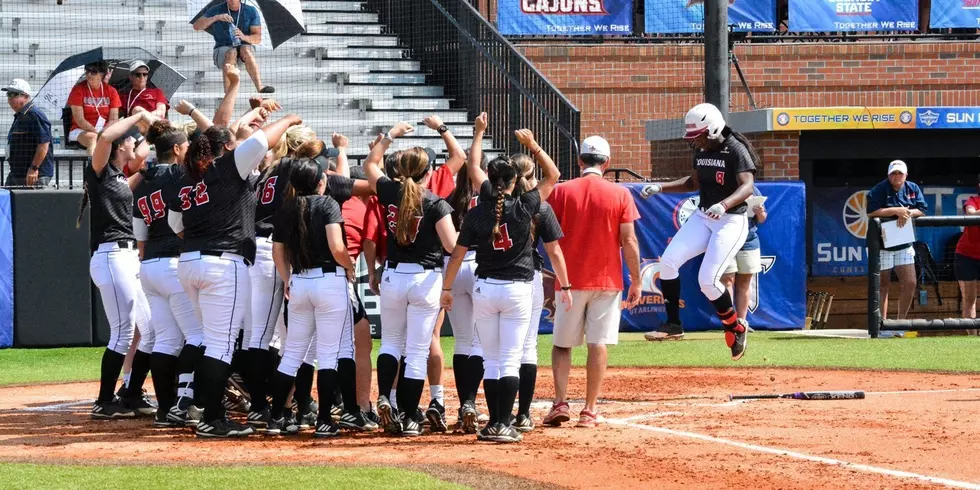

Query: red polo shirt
[
  {"left": 547, "top": 173, "right": 640, "bottom": 291},
  {"left": 427, "top": 164, "right": 456, "bottom": 199},
  {"left": 343, "top": 197, "right": 368, "bottom": 259},
  {"left": 122, "top": 87, "right": 169, "bottom": 116},
  {"left": 957, "top": 195, "right": 980, "bottom": 260},
  {"left": 364, "top": 195, "right": 386, "bottom": 265}
]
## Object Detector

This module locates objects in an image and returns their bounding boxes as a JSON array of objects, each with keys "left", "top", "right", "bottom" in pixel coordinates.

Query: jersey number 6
[
  {"left": 259, "top": 176, "right": 277, "bottom": 205},
  {"left": 178, "top": 182, "right": 211, "bottom": 211}
]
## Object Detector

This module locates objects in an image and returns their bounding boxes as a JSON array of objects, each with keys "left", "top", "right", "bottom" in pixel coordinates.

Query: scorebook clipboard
[
  {"left": 746, "top": 196, "right": 767, "bottom": 219},
  {"left": 881, "top": 219, "right": 916, "bottom": 249}
]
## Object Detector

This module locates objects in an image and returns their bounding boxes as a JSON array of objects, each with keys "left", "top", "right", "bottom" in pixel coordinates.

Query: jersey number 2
[
  {"left": 259, "top": 176, "right": 277, "bottom": 205},
  {"left": 492, "top": 223, "right": 514, "bottom": 251},
  {"left": 715, "top": 171, "right": 725, "bottom": 186},
  {"left": 178, "top": 182, "right": 210, "bottom": 211},
  {"left": 137, "top": 190, "right": 166, "bottom": 226}
]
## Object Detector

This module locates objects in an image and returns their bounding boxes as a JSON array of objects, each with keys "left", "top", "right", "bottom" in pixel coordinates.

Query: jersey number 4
[
  {"left": 178, "top": 182, "right": 210, "bottom": 211},
  {"left": 386, "top": 204, "right": 422, "bottom": 243},
  {"left": 259, "top": 176, "right": 277, "bottom": 205},
  {"left": 492, "top": 223, "right": 514, "bottom": 251},
  {"left": 136, "top": 190, "right": 166, "bottom": 226}
]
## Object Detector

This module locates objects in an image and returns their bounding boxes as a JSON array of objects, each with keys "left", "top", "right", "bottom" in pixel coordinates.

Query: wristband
[
  {"left": 437, "top": 124, "right": 449, "bottom": 135},
  {"left": 29, "top": 166, "right": 39, "bottom": 171},
  {"left": 189, "top": 107, "right": 197, "bottom": 116},
  {"left": 531, "top": 146, "right": 542, "bottom": 156},
  {"left": 561, "top": 286, "right": 571, "bottom": 291},
  {"left": 442, "top": 288, "right": 453, "bottom": 291},
  {"left": 384, "top": 130, "right": 396, "bottom": 143}
]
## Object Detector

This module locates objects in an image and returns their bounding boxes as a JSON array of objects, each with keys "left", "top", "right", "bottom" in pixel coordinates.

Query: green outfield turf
[
  {"left": 2, "top": 332, "right": 980, "bottom": 387},
  {"left": 0, "top": 463, "right": 462, "bottom": 489}
]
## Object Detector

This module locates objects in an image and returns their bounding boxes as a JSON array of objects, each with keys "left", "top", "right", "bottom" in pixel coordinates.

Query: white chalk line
[
  {"left": 19, "top": 400, "right": 93, "bottom": 413},
  {"left": 864, "top": 388, "right": 980, "bottom": 396},
  {"left": 605, "top": 414, "right": 980, "bottom": 490}
]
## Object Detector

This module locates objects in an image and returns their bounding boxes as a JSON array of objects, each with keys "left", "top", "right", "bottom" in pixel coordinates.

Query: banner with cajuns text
[
  {"left": 535, "top": 182, "right": 807, "bottom": 333},
  {"left": 497, "top": 0, "right": 633, "bottom": 36},
  {"left": 644, "top": 0, "right": 776, "bottom": 34},
  {"left": 811, "top": 186, "right": 976, "bottom": 277},
  {"left": 929, "top": 0, "right": 980, "bottom": 28},
  {"left": 788, "top": 0, "right": 918, "bottom": 32}
]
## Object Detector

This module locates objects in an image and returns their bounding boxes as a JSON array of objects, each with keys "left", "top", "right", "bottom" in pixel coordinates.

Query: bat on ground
[{"left": 729, "top": 391, "right": 865, "bottom": 401}]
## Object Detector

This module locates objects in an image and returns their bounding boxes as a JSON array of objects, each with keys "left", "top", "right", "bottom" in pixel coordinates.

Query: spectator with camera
[
  {"left": 193, "top": 0, "right": 274, "bottom": 94},
  {"left": 67, "top": 61, "right": 120, "bottom": 155},
  {"left": 3, "top": 79, "right": 54, "bottom": 188}
]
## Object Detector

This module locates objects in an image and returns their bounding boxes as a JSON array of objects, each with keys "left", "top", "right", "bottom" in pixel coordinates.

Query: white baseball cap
[
  {"left": 1, "top": 78, "right": 31, "bottom": 97},
  {"left": 887, "top": 160, "right": 908, "bottom": 175},
  {"left": 581, "top": 136, "right": 611, "bottom": 158}
]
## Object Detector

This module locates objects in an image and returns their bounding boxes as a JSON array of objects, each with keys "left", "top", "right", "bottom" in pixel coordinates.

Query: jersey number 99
[
  {"left": 137, "top": 190, "right": 166, "bottom": 226},
  {"left": 178, "top": 182, "right": 211, "bottom": 211}
]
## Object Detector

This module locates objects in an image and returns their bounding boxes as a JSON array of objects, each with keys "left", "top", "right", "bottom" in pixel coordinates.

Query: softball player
[
  {"left": 167, "top": 115, "right": 302, "bottom": 438},
  {"left": 81, "top": 112, "right": 155, "bottom": 419},
  {"left": 363, "top": 122, "right": 457, "bottom": 437},
  {"left": 133, "top": 120, "right": 205, "bottom": 428},
  {"left": 641, "top": 103, "right": 758, "bottom": 360},
  {"left": 266, "top": 158, "right": 359, "bottom": 437},
  {"left": 441, "top": 128, "right": 566, "bottom": 443}
]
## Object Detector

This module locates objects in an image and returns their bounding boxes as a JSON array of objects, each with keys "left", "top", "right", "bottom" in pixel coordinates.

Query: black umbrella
[
  {"left": 107, "top": 59, "right": 186, "bottom": 102},
  {"left": 189, "top": 0, "right": 305, "bottom": 49}
]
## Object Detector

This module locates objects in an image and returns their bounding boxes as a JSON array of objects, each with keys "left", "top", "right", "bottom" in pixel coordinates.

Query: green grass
[
  {"left": 0, "top": 463, "right": 462, "bottom": 490},
  {"left": 3, "top": 332, "right": 980, "bottom": 387}
]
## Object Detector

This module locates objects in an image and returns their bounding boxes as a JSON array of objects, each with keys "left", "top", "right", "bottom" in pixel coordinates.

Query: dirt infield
[{"left": 2, "top": 367, "right": 980, "bottom": 489}]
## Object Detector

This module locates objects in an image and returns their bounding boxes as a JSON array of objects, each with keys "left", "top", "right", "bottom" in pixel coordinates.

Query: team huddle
[{"left": 80, "top": 100, "right": 758, "bottom": 443}]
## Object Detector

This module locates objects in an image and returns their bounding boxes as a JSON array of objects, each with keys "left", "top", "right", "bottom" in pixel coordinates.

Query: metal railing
[{"left": 365, "top": 0, "right": 582, "bottom": 176}]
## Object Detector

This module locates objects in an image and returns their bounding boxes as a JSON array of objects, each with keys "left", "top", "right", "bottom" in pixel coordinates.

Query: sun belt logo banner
[
  {"left": 929, "top": 0, "right": 980, "bottom": 28},
  {"left": 498, "top": 0, "right": 633, "bottom": 35}
]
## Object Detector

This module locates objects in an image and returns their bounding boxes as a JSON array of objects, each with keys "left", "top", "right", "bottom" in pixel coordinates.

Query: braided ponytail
[
  {"left": 491, "top": 181, "right": 506, "bottom": 242},
  {"left": 486, "top": 156, "right": 518, "bottom": 244}
]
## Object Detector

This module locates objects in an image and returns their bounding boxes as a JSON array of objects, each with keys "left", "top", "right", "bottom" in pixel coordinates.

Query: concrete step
[
  {"left": 305, "top": 23, "right": 383, "bottom": 35},
  {"left": 342, "top": 84, "right": 443, "bottom": 97},
  {"left": 319, "top": 46, "right": 407, "bottom": 60},
  {"left": 303, "top": 11, "right": 378, "bottom": 24}
]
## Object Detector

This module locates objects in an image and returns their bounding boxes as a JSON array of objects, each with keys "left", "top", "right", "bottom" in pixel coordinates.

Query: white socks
[{"left": 430, "top": 385, "right": 444, "bottom": 407}]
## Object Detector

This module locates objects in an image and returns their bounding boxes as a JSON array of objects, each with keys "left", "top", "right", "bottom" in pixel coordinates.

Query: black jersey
[
  {"left": 376, "top": 176, "right": 452, "bottom": 269},
  {"left": 261, "top": 159, "right": 354, "bottom": 241},
  {"left": 84, "top": 162, "right": 135, "bottom": 251},
  {"left": 694, "top": 133, "right": 756, "bottom": 215},
  {"left": 168, "top": 151, "right": 260, "bottom": 263},
  {"left": 133, "top": 164, "right": 184, "bottom": 260},
  {"left": 273, "top": 195, "right": 345, "bottom": 270},
  {"left": 532, "top": 201, "right": 563, "bottom": 272},
  {"left": 459, "top": 188, "right": 541, "bottom": 282}
]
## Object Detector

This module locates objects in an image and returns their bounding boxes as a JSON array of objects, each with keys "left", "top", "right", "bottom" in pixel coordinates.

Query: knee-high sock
[
  {"left": 483, "top": 378, "right": 499, "bottom": 425},
  {"left": 465, "top": 355, "right": 485, "bottom": 404},
  {"left": 124, "top": 350, "right": 152, "bottom": 398},
  {"left": 294, "top": 362, "right": 315, "bottom": 411},
  {"left": 175, "top": 344, "right": 203, "bottom": 406},
  {"left": 396, "top": 377, "right": 424, "bottom": 421},
  {"left": 518, "top": 364, "right": 537, "bottom": 416},
  {"left": 711, "top": 291, "right": 738, "bottom": 327},
  {"left": 662, "top": 278, "right": 682, "bottom": 325},
  {"left": 230, "top": 348, "right": 247, "bottom": 379},
  {"left": 99, "top": 349, "right": 126, "bottom": 404},
  {"left": 337, "top": 358, "right": 359, "bottom": 414},
  {"left": 498, "top": 376, "right": 520, "bottom": 426},
  {"left": 244, "top": 348, "right": 270, "bottom": 411},
  {"left": 316, "top": 369, "right": 338, "bottom": 423},
  {"left": 269, "top": 370, "right": 295, "bottom": 420},
  {"left": 452, "top": 354, "right": 468, "bottom": 406},
  {"left": 376, "top": 354, "right": 398, "bottom": 403},
  {"left": 150, "top": 353, "right": 178, "bottom": 412},
  {"left": 198, "top": 356, "right": 231, "bottom": 423}
]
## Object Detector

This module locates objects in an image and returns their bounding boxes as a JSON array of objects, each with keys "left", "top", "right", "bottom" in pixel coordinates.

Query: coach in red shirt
[
  {"left": 543, "top": 136, "right": 641, "bottom": 429},
  {"left": 119, "top": 60, "right": 168, "bottom": 119},
  {"left": 956, "top": 173, "right": 980, "bottom": 332}
]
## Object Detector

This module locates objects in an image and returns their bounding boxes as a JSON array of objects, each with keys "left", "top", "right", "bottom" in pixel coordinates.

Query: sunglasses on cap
[{"left": 131, "top": 71, "right": 149, "bottom": 78}]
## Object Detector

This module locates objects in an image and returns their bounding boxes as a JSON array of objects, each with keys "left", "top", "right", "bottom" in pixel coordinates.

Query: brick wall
[
  {"left": 517, "top": 41, "right": 980, "bottom": 179},
  {"left": 650, "top": 131, "right": 800, "bottom": 181}
]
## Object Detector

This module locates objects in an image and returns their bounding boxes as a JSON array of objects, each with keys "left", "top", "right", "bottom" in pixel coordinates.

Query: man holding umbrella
[
  {"left": 193, "top": 0, "right": 274, "bottom": 94},
  {"left": 119, "top": 60, "right": 168, "bottom": 119}
]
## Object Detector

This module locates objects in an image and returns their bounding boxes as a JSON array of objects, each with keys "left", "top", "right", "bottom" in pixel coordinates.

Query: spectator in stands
[
  {"left": 67, "top": 61, "right": 120, "bottom": 155},
  {"left": 718, "top": 186, "right": 767, "bottom": 326},
  {"left": 866, "top": 160, "right": 928, "bottom": 320},
  {"left": 119, "top": 60, "right": 167, "bottom": 119},
  {"left": 955, "top": 173, "right": 980, "bottom": 334},
  {"left": 3, "top": 79, "right": 54, "bottom": 188},
  {"left": 193, "top": 0, "right": 274, "bottom": 94}
]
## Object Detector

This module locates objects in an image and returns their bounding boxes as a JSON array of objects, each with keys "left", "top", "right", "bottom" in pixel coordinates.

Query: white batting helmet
[{"left": 684, "top": 103, "right": 726, "bottom": 141}]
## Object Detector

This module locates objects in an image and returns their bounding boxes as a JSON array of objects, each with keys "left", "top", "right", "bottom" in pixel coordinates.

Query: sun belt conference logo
[
  {"left": 842, "top": 191, "right": 870, "bottom": 239},
  {"left": 776, "top": 112, "right": 790, "bottom": 127},
  {"left": 899, "top": 110, "right": 913, "bottom": 125},
  {"left": 919, "top": 110, "right": 939, "bottom": 127},
  {"left": 521, "top": 0, "right": 609, "bottom": 14}
]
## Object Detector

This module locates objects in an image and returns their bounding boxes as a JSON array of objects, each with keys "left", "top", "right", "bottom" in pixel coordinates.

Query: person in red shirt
[
  {"left": 955, "top": 173, "right": 980, "bottom": 332},
  {"left": 119, "top": 60, "right": 168, "bottom": 120},
  {"left": 67, "top": 61, "right": 121, "bottom": 155},
  {"left": 542, "top": 136, "right": 641, "bottom": 429}
]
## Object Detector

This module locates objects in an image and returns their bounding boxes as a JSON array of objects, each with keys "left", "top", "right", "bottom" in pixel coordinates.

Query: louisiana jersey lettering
[
  {"left": 133, "top": 164, "right": 184, "bottom": 260},
  {"left": 459, "top": 188, "right": 541, "bottom": 281},
  {"left": 168, "top": 152, "right": 259, "bottom": 263},
  {"left": 694, "top": 133, "right": 756, "bottom": 215},
  {"left": 532, "top": 201, "right": 563, "bottom": 271},
  {"left": 85, "top": 162, "right": 136, "bottom": 251},
  {"left": 376, "top": 176, "right": 452, "bottom": 269}
]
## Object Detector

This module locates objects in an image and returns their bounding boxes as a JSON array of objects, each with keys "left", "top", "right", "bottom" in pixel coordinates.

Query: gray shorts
[{"left": 213, "top": 44, "right": 254, "bottom": 70}]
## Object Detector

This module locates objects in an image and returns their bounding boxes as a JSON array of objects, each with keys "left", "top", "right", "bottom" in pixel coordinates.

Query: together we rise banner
[{"left": 497, "top": 0, "right": 634, "bottom": 36}]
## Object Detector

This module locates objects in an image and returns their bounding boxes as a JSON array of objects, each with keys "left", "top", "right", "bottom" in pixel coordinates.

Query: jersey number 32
[{"left": 178, "top": 182, "right": 210, "bottom": 211}]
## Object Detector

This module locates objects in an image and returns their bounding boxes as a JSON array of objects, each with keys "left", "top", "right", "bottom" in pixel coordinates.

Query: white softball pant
[
  {"left": 90, "top": 242, "right": 154, "bottom": 355},
  {"left": 445, "top": 253, "right": 482, "bottom": 357},
  {"left": 277, "top": 267, "right": 354, "bottom": 376},
  {"left": 379, "top": 263, "right": 442, "bottom": 381},
  {"left": 521, "top": 271, "right": 544, "bottom": 365},
  {"left": 473, "top": 278, "right": 533, "bottom": 380},
  {"left": 140, "top": 257, "right": 203, "bottom": 357},
  {"left": 177, "top": 251, "right": 250, "bottom": 364},
  {"left": 249, "top": 237, "right": 285, "bottom": 350},
  {"left": 660, "top": 210, "right": 748, "bottom": 301}
]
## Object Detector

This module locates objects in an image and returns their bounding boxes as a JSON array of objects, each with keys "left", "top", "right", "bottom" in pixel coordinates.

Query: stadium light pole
[{"left": 704, "top": 0, "right": 730, "bottom": 120}]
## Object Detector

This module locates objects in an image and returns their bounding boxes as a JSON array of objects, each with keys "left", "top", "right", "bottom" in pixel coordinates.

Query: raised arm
[
  {"left": 175, "top": 100, "right": 213, "bottom": 132},
  {"left": 213, "top": 65, "right": 241, "bottom": 127},
  {"left": 91, "top": 112, "right": 144, "bottom": 176},
  {"left": 363, "top": 122, "right": 414, "bottom": 193},
  {"left": 424, "top": 115, "right": 465, "bottom": 176},
  {"left": 194, "top": 12, "right": 233, "bottom": 31},
  {"left": 515, "top": 129, "right": 559, "bottom": 201},
  {"left": 332, "top": 133, "right": 350, "bottom": 178},
  {"left": 467, "top": 112, "right": 489, "bottom": 191},
  {"left": 234, "top": 114, "right": 302, "bottom": 180}
]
